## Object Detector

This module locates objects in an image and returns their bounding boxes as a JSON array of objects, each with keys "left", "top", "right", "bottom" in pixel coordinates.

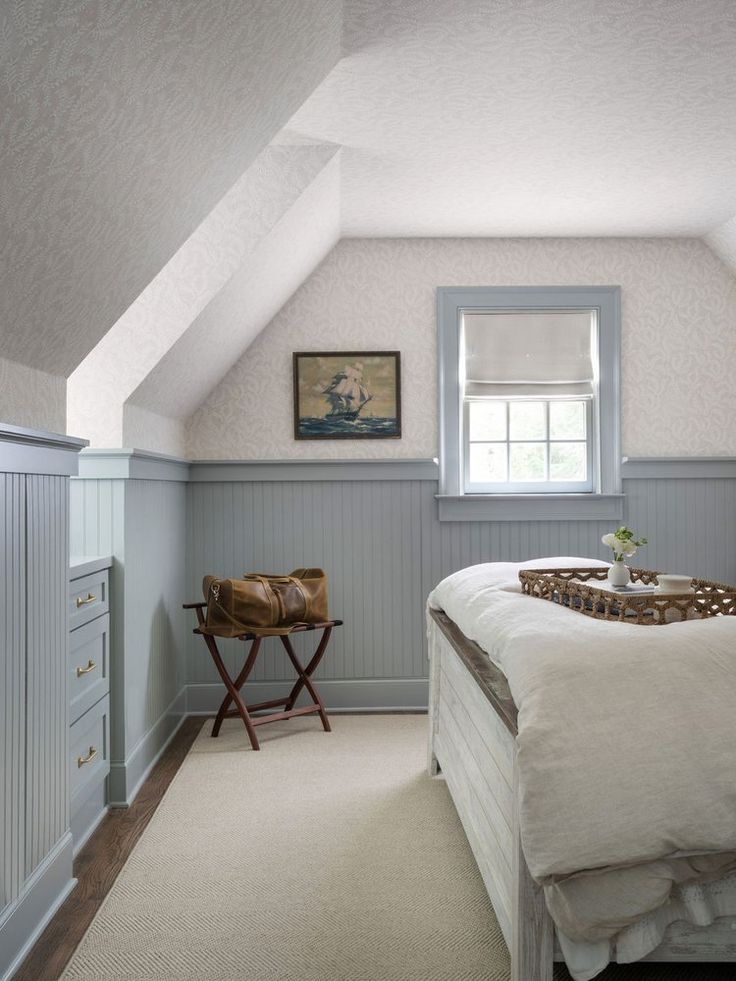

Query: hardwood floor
[{"left": 14, "top": 717, "right": 205, "bottom": 981}]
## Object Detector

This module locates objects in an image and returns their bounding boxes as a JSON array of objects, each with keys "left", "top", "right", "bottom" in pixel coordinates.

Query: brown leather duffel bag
[{"left": 201, "top": 568, "right": 328, "bottom": 637}]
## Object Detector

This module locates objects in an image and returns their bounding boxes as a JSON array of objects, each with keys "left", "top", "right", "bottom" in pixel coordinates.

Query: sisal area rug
[{"left": 62, "top": 715, "right": 732, "bottom": 981}]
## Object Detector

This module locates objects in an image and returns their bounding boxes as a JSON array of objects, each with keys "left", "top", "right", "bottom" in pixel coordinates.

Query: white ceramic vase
[{"left": 607, "top": 559, "right": 630, "bottom": 587}]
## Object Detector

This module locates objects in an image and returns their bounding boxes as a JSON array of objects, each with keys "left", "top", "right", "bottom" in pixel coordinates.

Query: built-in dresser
[{"left": 69, "top": 556, "right": 112, "bottom": 852}]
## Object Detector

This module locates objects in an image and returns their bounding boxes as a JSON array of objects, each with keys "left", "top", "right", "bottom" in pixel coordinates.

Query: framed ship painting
[{"left": 293, "top": 351, "right": 401, "bottom": 439}]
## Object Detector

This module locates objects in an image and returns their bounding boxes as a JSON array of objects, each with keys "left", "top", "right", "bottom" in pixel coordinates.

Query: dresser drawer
[
  {"left": 69, "top": 613, "right": 110, "bottom": 725},
  {"left": 70, "top": 695, "right": 110, "bottom": 806},
  {"left": 69, "top": 569, "right": 109, "bottom": 630}
]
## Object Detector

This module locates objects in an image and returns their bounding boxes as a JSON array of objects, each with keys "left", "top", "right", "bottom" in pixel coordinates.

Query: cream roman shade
[{"left": 463, "top": 311, "right": 595, "bottom": 397}]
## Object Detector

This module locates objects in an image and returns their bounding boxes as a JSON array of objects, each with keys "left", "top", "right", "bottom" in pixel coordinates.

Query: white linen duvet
[{"left": 428, "top": 558, "right": 736, "bottom": 980}]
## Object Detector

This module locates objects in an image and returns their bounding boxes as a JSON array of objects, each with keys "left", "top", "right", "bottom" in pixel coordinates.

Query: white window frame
[
  {"left": 437, "top": 286, "right": 623, "bottom": 521},
  {"left": 463, "top": 396, "right": 594, "bottom": 494}
]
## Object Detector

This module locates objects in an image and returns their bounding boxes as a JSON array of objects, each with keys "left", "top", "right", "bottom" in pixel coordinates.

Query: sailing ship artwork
[{"left": 293, "top": 352, "right": 401, "bottom": 439}]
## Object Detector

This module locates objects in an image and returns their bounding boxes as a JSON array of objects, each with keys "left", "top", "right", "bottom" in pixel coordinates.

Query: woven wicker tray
[{"left": 519, "top": 567, "right": 736, "bottom": 625}]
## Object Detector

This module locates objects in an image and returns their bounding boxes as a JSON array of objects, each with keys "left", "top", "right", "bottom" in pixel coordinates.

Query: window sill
[{"left": 436, "top": 493, "right": 625, "bottom": 522}]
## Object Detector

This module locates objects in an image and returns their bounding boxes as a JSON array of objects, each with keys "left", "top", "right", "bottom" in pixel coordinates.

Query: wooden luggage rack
[{"left": 184, "top": 602, "right": 343, "bottom": 750}]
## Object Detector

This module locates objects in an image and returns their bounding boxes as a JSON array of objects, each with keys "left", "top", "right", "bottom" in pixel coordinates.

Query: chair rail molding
[
  {"left": 76, "top": 448, "right": 190, "bottom": 482},
  {"left": 188, "top": 458, "right": 440, "bottom": 482},
  {"left": 621, "top": 457, "right": 736, "bottom": 479},
  {"left": 0, "top": 424, "right": 87, "bottom": 476}
]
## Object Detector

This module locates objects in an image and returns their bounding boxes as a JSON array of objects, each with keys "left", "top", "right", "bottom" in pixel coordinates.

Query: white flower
[{"left": 601, "top": 531, "right": 638, "bottom": 559}]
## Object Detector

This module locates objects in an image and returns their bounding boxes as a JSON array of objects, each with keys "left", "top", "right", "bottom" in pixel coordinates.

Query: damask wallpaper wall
[{"left": 186, "top": 237, "right": 736, "bottom": 460}]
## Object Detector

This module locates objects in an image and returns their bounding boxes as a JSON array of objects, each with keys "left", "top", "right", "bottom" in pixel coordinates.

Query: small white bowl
[{"left": 655, "top": 573, "right": 694, "bottom": 594}]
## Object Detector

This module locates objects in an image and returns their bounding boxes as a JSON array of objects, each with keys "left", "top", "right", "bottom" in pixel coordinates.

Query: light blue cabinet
[{"left": 68, "top": 558, "right": 112, "bottom": 853}]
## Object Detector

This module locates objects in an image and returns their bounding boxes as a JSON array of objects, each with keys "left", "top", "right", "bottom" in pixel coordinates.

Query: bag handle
[
  {"left": 241, "top": 574, "right": 281, "bottom": 622},
  {"left": 243, "top": 572, "right": 311, "bottom": 622}
]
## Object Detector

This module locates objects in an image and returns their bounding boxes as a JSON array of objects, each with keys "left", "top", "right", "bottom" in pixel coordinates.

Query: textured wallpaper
[
  {"left": 122, "top": 405, "right": 186, "bottom": 460},
  {"left": 68, "top": 144, "right": 339, "bottom": 448},
  {"left": 186, "top": 237, "right": 736, "bottom": 459},
  {"left": 0, "top": 357, "right": 66, "bottom": 434},
  {"left": 129, "top": 154, "right": 341, "bottom": 431},
  {"left": 0, "top": 0, "right": 341, "bottom": 379}
]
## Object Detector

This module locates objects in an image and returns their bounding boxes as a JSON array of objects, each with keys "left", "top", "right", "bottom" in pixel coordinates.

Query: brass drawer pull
[
  {"left": 77, "top": 746, "right": 97, "bottom": 768},
  {"left": 76, "top": 593, "right": 97, "bottom": 608},
  {"left": 76, "top": 659, "right": 97, "bottom": 677}
]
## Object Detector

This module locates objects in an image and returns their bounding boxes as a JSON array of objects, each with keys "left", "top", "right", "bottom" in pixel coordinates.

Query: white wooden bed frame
[{"left": 427, "top": 608, "right": 736, "bottom": 981}]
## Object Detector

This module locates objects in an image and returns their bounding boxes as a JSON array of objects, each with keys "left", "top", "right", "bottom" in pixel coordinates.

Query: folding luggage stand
[{"left": 184, "top": 602, "right": 343, "bottom": 751}]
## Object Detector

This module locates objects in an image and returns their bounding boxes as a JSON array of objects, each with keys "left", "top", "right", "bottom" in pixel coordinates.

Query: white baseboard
[
  {"left": 0, "top": 833, "right": 76, "bottom": 981},
  {"left": 186, "top": 678, "right": 428, "bottom": 714},
  {"left": 108, "top": 687, "right": 187, "bottom": 807}
]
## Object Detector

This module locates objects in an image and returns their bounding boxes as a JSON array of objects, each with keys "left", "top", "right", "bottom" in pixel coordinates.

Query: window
[
  {"left": 465, "top": 396, "right": 592, "bottom": 492},
  {"left": 462, "top": 309, "right": 595, "bottom": 493},
  {"left": 437, "top": 287, "right": 622, "bottom": 521}
]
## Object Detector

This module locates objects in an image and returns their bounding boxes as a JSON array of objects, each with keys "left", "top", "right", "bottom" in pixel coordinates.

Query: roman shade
[{"left": 463, "top": 311, "right": 595, "bottom": 397}]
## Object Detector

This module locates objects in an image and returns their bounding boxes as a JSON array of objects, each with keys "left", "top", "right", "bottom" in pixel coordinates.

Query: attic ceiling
[
  {"left": 294, "top": 0, "right": 736, "bottom": 237},
  {"left": 0, "top": 0, "right": 342, "bottom": 376},
  {"left": 1, "top": 0, "right": 736, "bottom": 449}
]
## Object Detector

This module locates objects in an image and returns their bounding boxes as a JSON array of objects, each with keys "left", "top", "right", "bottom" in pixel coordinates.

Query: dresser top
[{"left": 70, "top": 555, "right": 112, "bottom": 580}]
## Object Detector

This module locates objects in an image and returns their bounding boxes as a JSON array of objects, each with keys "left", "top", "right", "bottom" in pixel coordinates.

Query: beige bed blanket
[{"left": 428, "top": 558, "right": 736, "bottom": 943}]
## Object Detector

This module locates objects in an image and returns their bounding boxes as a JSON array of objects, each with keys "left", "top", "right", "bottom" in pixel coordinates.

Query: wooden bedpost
[
  {"left": 427, "top": 632, "right": 441, "bottom": 775},
  {"left": 512, "top": 752, "right": 553, "bottom": 981}
]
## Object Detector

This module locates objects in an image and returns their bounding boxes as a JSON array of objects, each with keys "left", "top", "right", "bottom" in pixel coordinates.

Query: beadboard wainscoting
[
  {"left": 0, "top": 426, "right": 86, "bottom": 981},
  {"left": 68, "top": 454, "right": 736, "bottom": 727},
  {"left": 185, "top": 458, "right": 736, "bottom": 714},
  {"left": 70, "top": 453, "right": 189, "bottom": 806}
]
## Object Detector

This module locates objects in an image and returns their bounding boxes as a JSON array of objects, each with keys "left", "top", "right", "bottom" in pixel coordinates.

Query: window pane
[
  {"left": 509, "top": 401, "right": 545, "bottom": 440},
  {"left": 469, "top": 443, "right": 508, "bottom": 482},
  {"left": 509, "top": 442, "right": 546, "bottom": 481},
  {"left": 550, "top": 442, "right": 587, "bottom": 481},
  {"left": 468, "top": 401, "right": 506, "bottom": 440},
  {"left": 550, "top": 401, "right": 586, "bottom": 440}
]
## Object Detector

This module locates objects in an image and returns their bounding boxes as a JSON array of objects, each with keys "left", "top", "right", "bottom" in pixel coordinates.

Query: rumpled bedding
[{"left": 428, "top": 557, "right": 736, "bottom": 976}]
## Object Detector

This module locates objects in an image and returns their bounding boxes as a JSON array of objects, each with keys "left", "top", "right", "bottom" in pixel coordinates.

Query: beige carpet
[{"left": 62, "top": 716, "right": 732, "bottom": 981}]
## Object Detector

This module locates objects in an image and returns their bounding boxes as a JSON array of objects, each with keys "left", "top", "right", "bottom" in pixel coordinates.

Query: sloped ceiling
[
  {"left": 67, "top": 143, "right": 340, "bottom": 448},
  {"left": 706, "top": 215, "right": 736, "bottom": 276},
  {"left": 2, "top": 0, "right": 736, "bottom": 448},
  {"left": 290, "top": 0, "right": 736, "bottom": 237},
  {"left": 126, "top": 152, "right": 341, "bottom": 434},
  {"left": 0, "top": 0, "right": 342, "bottom": 377}
]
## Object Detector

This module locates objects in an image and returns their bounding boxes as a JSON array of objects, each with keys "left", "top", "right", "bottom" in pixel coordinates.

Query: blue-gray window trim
[{"left": 437, "top": 286, "right": 623, "bottom": 521}]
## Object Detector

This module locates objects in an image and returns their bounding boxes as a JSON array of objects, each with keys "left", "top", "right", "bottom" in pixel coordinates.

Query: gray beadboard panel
[
  {"left": 0, "top": 474, "right": 25, "bottom": 915},
  {"left": 420, "top": 481, "right": 613, "bottom": 639},
  {"left": 186, "top": 480, "right": 426, "bottom": 686},
  {"left": 188, "top": 474, "right": 736, "bottom": 701},
  {"left": 24, "top": 474, "right": 69, "bottom": 877},
  {"left": 123, "top": 480, "right": 187, "bottom": 754},
  {"left": 69, "top": 478, "right": 126, "bottom": 558},
  {"left": 624, "top": 477, "right": 736, "bottom": 582}
]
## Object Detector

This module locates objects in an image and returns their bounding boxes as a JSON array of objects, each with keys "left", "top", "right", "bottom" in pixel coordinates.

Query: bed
[{"left": 426, "top": 558, "right": 736, "bottom": 981}]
